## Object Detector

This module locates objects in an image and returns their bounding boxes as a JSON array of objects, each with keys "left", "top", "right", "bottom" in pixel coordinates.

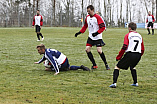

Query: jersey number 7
[{"left": 134, "top": 40, "right": 139, "bottom": 51}]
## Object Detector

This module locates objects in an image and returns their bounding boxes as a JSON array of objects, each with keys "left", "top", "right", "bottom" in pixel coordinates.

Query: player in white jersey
[
  {"left": 32, "top": 10, "right": 44, "bottom": 41},
  {"left": 146, "top": 11, "right": 155, "bottom": 35},
  {"left": 34, "top": 44, "right": 90, "bottom": 75},
  {"left": 75, "top": 5, "right": 110, "bottom": 70},
  {"left": 109, "top": 22, "right": 145, "bottom": 88}
]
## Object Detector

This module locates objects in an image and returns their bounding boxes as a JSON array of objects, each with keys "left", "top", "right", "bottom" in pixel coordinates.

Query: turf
[{"left": 0, "top": 27, "right": 157, "bottom": 104}]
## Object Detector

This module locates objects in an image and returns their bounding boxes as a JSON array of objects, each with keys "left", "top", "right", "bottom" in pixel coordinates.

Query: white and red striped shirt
[
  {"left": 32, "top": 15, "right": 43, "bottom": 26},
  {"left": 146, "top": 15, "right": 155, "bottom": 23},
  {"left": 116, "top": 31, "right": 145, "bottom": 60},
  {"left": 80, "top": 14, "right": 105, "bottom": 40}
]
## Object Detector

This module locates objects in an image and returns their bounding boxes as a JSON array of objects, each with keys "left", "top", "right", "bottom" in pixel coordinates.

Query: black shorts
[
  {"left": 35, "top": 25, "right": 41, "bottom": 32},
  {"left": 147, "top": 22, "right": 154, "bottom": 28},
  {"left": 117, "top": 52, "right": 141, "bottom": 70},
  {"left": 86, "top": 37, "right": 105, "bottom": 47}
]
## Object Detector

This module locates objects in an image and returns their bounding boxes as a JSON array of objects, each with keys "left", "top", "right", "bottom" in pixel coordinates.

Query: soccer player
[
  {"left": 109, "top": 22, "right": 145, "bottom": 88},
  {"left": 146, "top": 11, "right": 155, "bottom": 35},
  {"left": 75, "top": 5, "right": 110, "bottom": 70},
  {"left": 32, "top": 10, "right": 44, "bottom": 41},
  {"left": 34, "top": 44, "right": 90, "bottom": 75}
]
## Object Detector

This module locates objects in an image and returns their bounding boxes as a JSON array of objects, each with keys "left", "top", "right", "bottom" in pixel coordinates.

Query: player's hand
[
  {"left": 34, "top": 62, "right": 39, "bottom": 64},
  {"left": 75, "top": 32, "right": 81, "bottom": 37},
  {"left": 40, "top": 26, "right": 42, "bottom": 28},
  {"left": 92, "top": 32, "right": 99, "bottom": 37},
  {"left": 54, "top": 72, "right": 59, "bottom": 75},
  {"left": 32, "top": 26, "right": 34, "bottom": 28}
]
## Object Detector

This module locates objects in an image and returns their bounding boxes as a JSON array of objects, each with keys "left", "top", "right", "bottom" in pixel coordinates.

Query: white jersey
[
  {"left": 80, "top": 14, "right": 105, "bottom": 40},
  {"left": 126, "top": 32, "right": 143, "bottom": 53}
]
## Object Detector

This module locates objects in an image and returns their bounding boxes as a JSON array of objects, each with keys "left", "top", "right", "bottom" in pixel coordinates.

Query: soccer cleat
[
  {"left": 106, "top": 65, "right": 110, "bottom": 70},
  {"left": 147, "top": 33, "right": 151, "bottom": 35},
  {"left": 37, "top": 40, "right": 40, "bottom": 41},
  {"left": 41, "top": 37, "right": 44, "bottom": 41},
  {"left": 109, "top": 83, "right": 116, "bottom": 88},
  {"left": 91, "top": 66, "right": 98, "bottom": 69},
  {"left": 152, "top": 33, "right": 154, "bottom": 35},
  {"left": 131, "top": 83, "right": 138, "bottom": 87},
  {"left": 80, "top": 65, "right": 90, "bottom": 71}
]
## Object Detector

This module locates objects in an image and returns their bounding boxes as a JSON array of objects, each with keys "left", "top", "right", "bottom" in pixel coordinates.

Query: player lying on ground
[
  {"left": 109, "top": 22, "right": 145, "bottom": 88},
  {"left": 34, "top": 44, "right": 90, "bottom": 75}
]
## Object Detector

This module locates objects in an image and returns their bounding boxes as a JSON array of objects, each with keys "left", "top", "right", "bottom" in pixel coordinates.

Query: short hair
[
  {"left": 128, "top": 22, "right": 137, "bottom": 30},
  {"left": 37, "top": 10, "right": 40, "bottom": 12},
  {"left": 87, "top": 5, "right": 94, "bottom": 10},
  {"left": 36, "top": 44, "right": 45, "bottom": 50}
]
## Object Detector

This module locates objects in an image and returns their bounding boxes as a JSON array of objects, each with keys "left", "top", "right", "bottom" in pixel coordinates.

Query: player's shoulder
[{"left": 94, "top": 14, "right": 101, "bottom": 18}]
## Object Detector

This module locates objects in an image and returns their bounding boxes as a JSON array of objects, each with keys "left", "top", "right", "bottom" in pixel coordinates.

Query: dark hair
[
  {"left": 37, "top": 10, "right": 40, "bottom": 12},
  {"left": 87, "top": 5, "right": 94, "bottom": 10},
  {"left": 128, "top": 22, "right": 137, "bottom": 30},
  {"left": 36, "top": 44, "right": 45, "bottom": 50}
]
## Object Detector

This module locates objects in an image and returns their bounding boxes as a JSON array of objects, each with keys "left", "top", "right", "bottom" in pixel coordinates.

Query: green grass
[{"left": 0, "top": 27, "right": 157, "bottom": 104}]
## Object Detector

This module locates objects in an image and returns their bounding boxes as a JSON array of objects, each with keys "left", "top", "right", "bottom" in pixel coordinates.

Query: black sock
[
  {"left": 152, "top": 29, "right": 154, "bottom": 34},
  {"left": 147, "top": 28, "right": 150, "bottom": 34},
  {"left": 37, "top": 33, "right": 40, "bottom": 40},
  {"left": 113, "top": 69, "right": 119, "bottom": 83},
  {"left": 99, "top": 52, "right": 108, "bottom": 66},
  {"left": 39, "top": 33, "right": 43, "bottom": 38},
  {"left": 130, "top": 69, "right": 137, "bottom": 84},
  {"left": 87, "top": 52, "right": 96, "bottom": 66}
]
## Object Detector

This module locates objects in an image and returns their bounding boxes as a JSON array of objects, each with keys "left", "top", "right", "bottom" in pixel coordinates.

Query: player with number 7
[{"left": 109, "top": 22, "right": 145, "bottom": 88}]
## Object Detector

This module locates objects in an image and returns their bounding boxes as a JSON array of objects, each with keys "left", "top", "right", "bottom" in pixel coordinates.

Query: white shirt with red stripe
[
  {"left": 32, "top": 15, "right": 43, "bottom": 26},
  {"left": 146, "top": 15, "right": 155, "bottom": 23},
  {"left": 80, "top": 14, "right": 105, "bottom": 40},
  {"left": 116, "top": 31, "right": 145, "bottom": 60}
]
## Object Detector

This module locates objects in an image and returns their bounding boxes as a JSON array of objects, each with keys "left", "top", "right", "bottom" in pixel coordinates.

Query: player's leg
[
  {"left": 36, "top": 25, "right": 41, "bottom": 41},
  {"left": 86, "top": 46, "right": 97, "bottom": 69},
  {"left": 130, "top": 53, "right": 141, "bottom": 86},
  {"left": 130, "top": 68, "right": 138, "bottom": 86},
  {"left": 109, "top": 53, "right": 130, "bottom": 88},
  {"left": 151, "top": 23, "right": 154, "bottom": 35},
  {"left": 70, "top": 65, "right": 90, "bottom": 71},
  {"left": 38, "top": 27, "right": 44, "bottom": 41},
  {"left": 109, "top": 66, "right": 120, "bottom": 88},
  {"left": 147, "top": 23, "right": 151, "bottom": 35},
  {"left": 97, "top": 47, "right": 110, "bottom": 70}
]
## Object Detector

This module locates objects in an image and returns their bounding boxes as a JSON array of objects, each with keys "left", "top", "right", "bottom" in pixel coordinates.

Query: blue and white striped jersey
[{"left": 38, "top": 49, "right": 66, "bottom": 73}]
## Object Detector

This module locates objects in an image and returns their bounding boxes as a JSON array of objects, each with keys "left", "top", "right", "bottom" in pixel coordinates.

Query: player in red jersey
[
  {"left": 75, "top": 5, "right": 110, "bottom": 70},
  {"left": 32, "top": 10, "right": 44, "bottom": 41},
  {"left": 146, "top": 11, "right": 155, "bottom": 35},
  {"left": 109, "top": 22, "right": 145, "bottom": 88}
]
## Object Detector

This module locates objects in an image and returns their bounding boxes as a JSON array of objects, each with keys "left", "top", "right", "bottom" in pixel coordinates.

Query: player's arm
[
  {"left": 32, "top": 16, "right": 35, "bottom": 27},
  {"left": 92, "top": 15, "right": 105, "bottom": 37},
  {"left": 116, "top": 34, "right": 129, "bottom": 61},
  {"left": 46, "top": 53, "right": 60, "bottom": 75},
  {"left": 40, "top": 15, "right": 43, "bottom": 27},
  {"left": 141, "top": 39, "right": 144, "bottom": 56},
  {"left": 152, "top": 15, "right": 155, "bottom": 23},
  {"left": 34, "top": 55, "right": 46, "bottom": 64},
  {"left": 75, "top": 17, "right": 88, "bottom": 37}
]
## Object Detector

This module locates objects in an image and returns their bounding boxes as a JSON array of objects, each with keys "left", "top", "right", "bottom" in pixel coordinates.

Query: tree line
[{"left": 0, "top": 0, "right": 156, "bottom": 27}]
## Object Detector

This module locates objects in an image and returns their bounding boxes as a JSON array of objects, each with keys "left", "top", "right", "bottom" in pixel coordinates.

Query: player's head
[
  {"left": 36, "top": 44, "right": 46, "bottom": 55},
  {"left": 128, "top": 22, "right": 137, "bottom": 31},
  {"left": 148, "top": 11, "right": 151, "bottom": 16},
  {"left": 96, "top": 11, "right": 100, "bottom": 15},
  {"left": 37, "top": 10, "right": 40, "bottom": 16},
  {"left": 87, "top": 5, "right": 94, "bottom": 16}
]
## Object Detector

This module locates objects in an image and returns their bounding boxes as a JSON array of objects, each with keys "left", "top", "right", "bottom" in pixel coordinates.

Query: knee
[
  {"left": 85, "top": 48, "right": 91, "bottom": 53},
  {"left": 97, "top": 49, "right": 102, "bottom": 54}
]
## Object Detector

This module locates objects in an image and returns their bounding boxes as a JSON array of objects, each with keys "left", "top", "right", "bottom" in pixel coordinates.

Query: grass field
[{"left": 0, "top": 27, "right": 157, "bottom": 104}]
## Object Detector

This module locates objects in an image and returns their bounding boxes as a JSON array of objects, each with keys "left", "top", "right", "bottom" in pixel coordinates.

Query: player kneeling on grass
[
  {"left": 109, "top": 22, "right": 145, "bottom": 88},
  {"left": 34, "top": 44, "right": 90, "bottom": 75}
]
